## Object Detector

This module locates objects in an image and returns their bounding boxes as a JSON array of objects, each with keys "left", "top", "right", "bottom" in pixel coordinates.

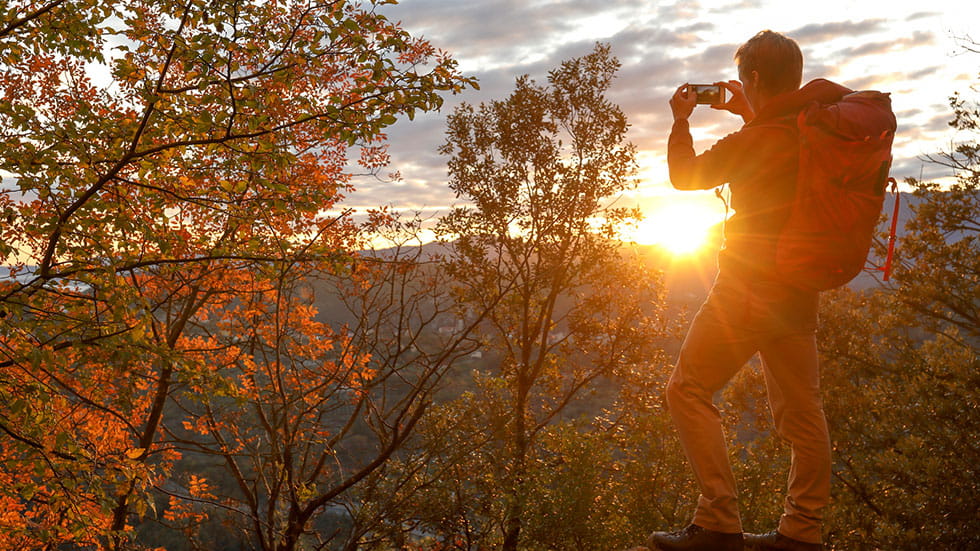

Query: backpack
[{"left": 775, "top": 90, "right": 897, "bottom": 291}]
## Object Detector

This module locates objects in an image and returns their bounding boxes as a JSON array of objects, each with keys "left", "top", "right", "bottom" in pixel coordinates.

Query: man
[{"left": 646, "top": 30, "right": 855, "bottom": 551}]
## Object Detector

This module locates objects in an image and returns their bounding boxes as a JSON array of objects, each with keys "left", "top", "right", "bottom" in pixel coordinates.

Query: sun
[{"left": 623, "top": 200, "right": 725, "bottom": 256}]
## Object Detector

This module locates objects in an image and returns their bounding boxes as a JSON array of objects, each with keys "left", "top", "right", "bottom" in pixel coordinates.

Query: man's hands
[
  {"left": 712, "top": 80, "right": 755, "bottom": 123},
  {"left": 670, "top": 84, "right": 697, "bottom": 122},
  {"left": 670, "top": 81, "right": 756, "bottom": 124}
]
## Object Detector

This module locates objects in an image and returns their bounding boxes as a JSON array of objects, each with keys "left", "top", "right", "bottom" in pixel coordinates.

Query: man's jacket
[{"left": 668, "top": 79, "right": 852, "bottom": 280}]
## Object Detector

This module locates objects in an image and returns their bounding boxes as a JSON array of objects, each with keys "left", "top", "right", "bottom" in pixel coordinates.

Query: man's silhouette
[{"left": 647, "top": 30, "right": 853, "bottom": 551}]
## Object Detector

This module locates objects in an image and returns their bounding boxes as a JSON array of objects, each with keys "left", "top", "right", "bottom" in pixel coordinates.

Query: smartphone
[{"left": 691, "top": 84, "right": 725, "bottom": 105}]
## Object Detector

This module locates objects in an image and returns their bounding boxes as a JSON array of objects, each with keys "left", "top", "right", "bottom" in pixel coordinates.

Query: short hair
[{"left": 734, "top": 30, "right": 803, "bottom": 96}]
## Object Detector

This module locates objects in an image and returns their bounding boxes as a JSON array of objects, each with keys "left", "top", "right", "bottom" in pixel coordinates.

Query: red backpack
[{"left": 775, "top": 89, "right": 898, "bottom": 290}]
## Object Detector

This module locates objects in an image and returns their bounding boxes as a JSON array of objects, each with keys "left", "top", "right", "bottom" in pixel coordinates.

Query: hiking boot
[
  {"left": 647, "top": 524, "right": 743, "bottom": 551},
  {"left": 743, "top": 530, "right": 821, "bottom": 551}
]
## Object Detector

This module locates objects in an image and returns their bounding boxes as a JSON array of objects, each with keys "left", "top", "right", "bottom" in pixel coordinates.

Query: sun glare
[{"left": 625, "top": 201, "right": 725, "bottom": 256}]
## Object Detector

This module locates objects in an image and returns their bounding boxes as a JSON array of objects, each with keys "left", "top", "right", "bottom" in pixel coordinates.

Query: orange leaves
[
  {"left": 125, "top": 448, "right": 146, "bottom": 460},
  {"left": 0, "top": 470, "right": 30, "bottom": 541},
  {"left": 358, "top": 143, "right": 392, "bottom": 171},
  {"left": 163, "top": 475, "right": 214, "bottom": 526},
  {"left": 181, "top": 417, "right": 210, "bottom": 436},
  {"left": 1, "top": 0, "right": 475, "bottom": 299},
  {"left": 0, "top": 432, "right": 119, "bottom": 549},
  {"left": 73, "top": 409, "right": 138, "bottom": 458},
  {"left": 187, "top": 474, "right": 213, "bottom": 499},
  {"left": 1, "top": 1, "right": 476, "bottom": 548}
]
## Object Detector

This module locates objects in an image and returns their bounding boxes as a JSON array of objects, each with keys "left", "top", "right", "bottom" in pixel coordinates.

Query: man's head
[{"left": 734, "top": 30, "right": 803, "bottom": 108}]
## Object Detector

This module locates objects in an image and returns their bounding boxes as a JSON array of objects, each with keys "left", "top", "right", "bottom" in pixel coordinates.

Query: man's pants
[{"left": 665, "top": 275, "right": 830, "bottom": 544}]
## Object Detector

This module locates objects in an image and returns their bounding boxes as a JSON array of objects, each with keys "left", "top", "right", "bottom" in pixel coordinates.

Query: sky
[{"left": 345, "top": 0, "right": 980, "bottom": 244}]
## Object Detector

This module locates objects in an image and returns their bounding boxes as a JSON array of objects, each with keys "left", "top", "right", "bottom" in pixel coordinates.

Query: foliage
[
  {"left": 5, "top": 4, "right": 977, "bottom": 549},
  {"left": 812, "top": 51, "right": 980, "bottom": 550},
  {"left": 0, "top": 1, "right": 474, "bottom": 549},
  {"left": 340, "top": 39, "right": 980, "bottom": 551},
  {"left": 155, "top": 218, "right": 486, "bottom": 551},
  {"left": 348, "top": 43, "right": 682, "bottom": 551}
]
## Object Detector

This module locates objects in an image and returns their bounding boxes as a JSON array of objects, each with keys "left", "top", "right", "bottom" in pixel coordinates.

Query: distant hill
[
  {"left": 0, "top": 193, "right": 923, "bottom": 315},
  {"left": 305, "top": 191, "right": 921, "bottom": 326},
  {"left": 848, "top": 191, "right": 919, "bottom": 290}
]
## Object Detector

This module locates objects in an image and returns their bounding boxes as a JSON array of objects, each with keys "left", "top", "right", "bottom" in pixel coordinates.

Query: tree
[
  {"left": 156, "top": 216, "right": 488, "bottom": 551},
  {"left": 806, "top": 45, "right": 980, "bottom": 549},
  {"left": 350, "top": 44, "right": 676, "bottom": 551},
  {"left": 0, "top": 1, "right": 475, "bottom": 548}
]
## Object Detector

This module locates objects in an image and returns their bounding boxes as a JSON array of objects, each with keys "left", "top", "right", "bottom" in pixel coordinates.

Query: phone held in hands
[{"left": 690, "top": 84, "right": 725, "bottom": 105}]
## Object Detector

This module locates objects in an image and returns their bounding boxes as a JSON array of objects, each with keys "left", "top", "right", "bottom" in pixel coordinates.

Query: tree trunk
[{"left": 502, "top": 374, "right": 530, "bottom": 551}]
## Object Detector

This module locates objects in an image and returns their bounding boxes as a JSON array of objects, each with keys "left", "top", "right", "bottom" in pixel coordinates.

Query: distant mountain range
[{"left": 0, "top": 193, "right": 924, "bottom": 300}]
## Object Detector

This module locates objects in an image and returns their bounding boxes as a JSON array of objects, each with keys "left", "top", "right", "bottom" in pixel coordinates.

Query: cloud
[
  {"left": 709, "top": 0, "right": 765, "bottom": 13},
  {"left": 348, "top": 170, "right": 457, "bottom": 211},
  {"left": 382, "top": 1, "right": 568, "bottom": 73},
  {"left": 915, "top": 112, "right": 954, "bottom": 133},
  {"left": 896, "top": 108, "right": 923, "bottom": 119},
  {"left": 842, "top": 41, "right": 902, "bottom": 58},
  {"left": 357, "top": 2, "right": 961, "bottom": 213},
  {"left": 844, "top": 74, "right": 890, "bottom": 91},
  {"left": 906, "top": 11, "right": 941, "bottom": 21},
  {"left": 606, "top": 22, "right": 707, "bottom": 60},
  {"left": 892, "top": 105, "right": 955, "bottom": 171},
  {"left": 385, "top": 0, "right": 655, "bottom": 75},
  {"left": 788, "top": 20, "right": 886, "bottom": 43},
  {"left": 653, "top": 2, "right": 703, "bottom": 21},
  {"left": 906, "top": 66, "right": 942, "bottom": 80},
  {"left": 687, "top": 42, "right": 742, "bottom": 78},
  {"left": 834, "top": 31, "right": 935, "bottom": 58},
  {"left": 378, "top": 2, "right": 748, "bottom": 200},
  {"left": 384, "top": 110, "right": 447, "bottom": 165},
  {"left": 889, "top": 154, "right": 950, "bottom": 182},
  {"left": 803, "top": 59, "right": 841, "bottom": 81},
  {"left": 378, "top": 11, "right": 719, "bottom": 196}
]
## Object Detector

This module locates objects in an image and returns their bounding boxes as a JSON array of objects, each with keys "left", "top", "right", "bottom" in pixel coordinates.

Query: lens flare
[{"left": 624, "top": 201, "right": 725, "bottom": 256}]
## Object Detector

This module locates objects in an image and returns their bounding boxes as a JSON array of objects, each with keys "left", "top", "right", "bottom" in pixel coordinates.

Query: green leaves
[
  {"left": 1, "top": 1, "right": 475, "bottom": 548},
  {"left": 440, "top": 43, "right": 636, "bottom": 251},
  {"left": 814, "top": 52, "right": 980, "bottom": 548},
  {"left": 383, "top": 43, "right": 673, "bottom": 551}
]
